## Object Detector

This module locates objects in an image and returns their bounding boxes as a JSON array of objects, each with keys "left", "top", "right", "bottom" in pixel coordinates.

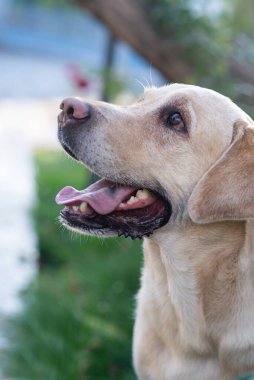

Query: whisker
[
  {"left": 142, "top": 76, "right": 151, "bottom": 88},
  {"left": 149, "top": 65, "right": 155, "bottom": 88},
  {"left": 135, "top": 78, "right": 146, "bottom": 90}
]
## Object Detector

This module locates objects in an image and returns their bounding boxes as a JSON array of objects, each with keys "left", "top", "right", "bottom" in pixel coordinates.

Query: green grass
[{"left": 2, "top": 150, "right": 142, "bottom": 380}]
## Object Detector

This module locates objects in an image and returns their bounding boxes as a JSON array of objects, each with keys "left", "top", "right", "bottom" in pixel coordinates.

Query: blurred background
[{"left": 1, "top": 0, "right": 254, "bottom": 379}]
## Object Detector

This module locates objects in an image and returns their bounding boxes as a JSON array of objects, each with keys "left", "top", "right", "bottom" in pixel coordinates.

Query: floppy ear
[{"left": 188, "top": 120, "right": 254, "bottom": 223}]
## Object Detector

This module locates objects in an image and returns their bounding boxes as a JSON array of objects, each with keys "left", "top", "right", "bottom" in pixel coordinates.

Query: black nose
[{"left": 60, "top": 97, "right": 91, "bottom": 120}]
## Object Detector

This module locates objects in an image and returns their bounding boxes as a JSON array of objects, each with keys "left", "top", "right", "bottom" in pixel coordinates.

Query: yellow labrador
[{"left": 56, "top": 84, "right": 254, "bottom": 380}]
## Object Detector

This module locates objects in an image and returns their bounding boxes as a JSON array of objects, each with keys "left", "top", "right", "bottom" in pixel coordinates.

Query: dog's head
[{"left": 56, "top": 84, "right": 254, "bottom": 238}]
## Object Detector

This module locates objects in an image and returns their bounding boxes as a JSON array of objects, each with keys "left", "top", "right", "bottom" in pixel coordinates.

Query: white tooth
[
  {"left": 136, "top": 189, "right": 151, "bottom": 199},
  {"left": 127, "top": 196, "right": 137, "bottom": 205},
  {"left": 73, "top": 205, "right": 79, "bottom": 212},
  {"left": 80, "top": 202, "right": 88, "bottom": 213}
]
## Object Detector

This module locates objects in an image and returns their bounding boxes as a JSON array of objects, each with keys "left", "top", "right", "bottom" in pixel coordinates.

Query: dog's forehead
[{"left": 143, "top": 83, "right": 228, "bottom": 105}]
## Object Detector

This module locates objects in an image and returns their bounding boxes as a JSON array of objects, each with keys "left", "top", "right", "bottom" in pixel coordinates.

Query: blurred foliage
[
  {"left": 224, "top": 0, "right": 254, "bottom": 39},
  {"left": 238, "top": 375, "right": 254, "bottom": 380},
  {"left": 138, "top": 0, "right": 254, "bottom": 112},
  {"left": 140, "top": 0, "right": 229, "bottom": 91},
  {"left": 222, "top": 0, "right": 254, "bottom": 64},
  {"left": 2, "top": 151, "right": 142, "bottom": 379}
]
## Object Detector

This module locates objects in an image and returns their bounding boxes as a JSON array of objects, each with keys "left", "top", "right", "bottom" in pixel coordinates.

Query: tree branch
[
  {"left": 73, "top": 0, "right": 254, "bottom": 87},
  {"left": 73, "top": 0, "right": 193, "bottom": 82}
]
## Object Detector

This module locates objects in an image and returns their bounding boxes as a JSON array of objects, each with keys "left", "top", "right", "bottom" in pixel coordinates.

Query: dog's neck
[{"left": 143, "top": 220, "right": 250, "bottom": 352}]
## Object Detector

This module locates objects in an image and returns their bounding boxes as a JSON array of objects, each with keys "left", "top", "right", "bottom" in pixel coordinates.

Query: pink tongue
[{"left": 55, "top": 179, "right": 136, "bottom": 215}]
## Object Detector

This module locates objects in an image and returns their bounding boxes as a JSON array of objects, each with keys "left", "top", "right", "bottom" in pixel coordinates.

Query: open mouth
[{"left": 55, "top": 178, "right": 171, "bottom": 239}]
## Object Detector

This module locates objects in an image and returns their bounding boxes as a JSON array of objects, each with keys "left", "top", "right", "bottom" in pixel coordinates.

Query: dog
[{"left": 56, "top": 84, "right": 254, "bottom": 380}]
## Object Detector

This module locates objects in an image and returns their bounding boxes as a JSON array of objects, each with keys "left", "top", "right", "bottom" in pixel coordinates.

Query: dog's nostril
[
  {"left": 60, "top": 97, "right": 91, "bottom": 120},
  {"left": 66, "top": 106, "right": 74, "bottom": 117}
]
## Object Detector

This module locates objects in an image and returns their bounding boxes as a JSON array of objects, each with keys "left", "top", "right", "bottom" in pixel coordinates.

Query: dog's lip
[
  {"left": 61, "top": 142, "right": 79, "bottom": 161},
  {"left": 56, "top": 176, "right": 172, "bottom": 238},
  {"left": 55, "top": 178, "right": 158, "bottom": 215},
  {"left": 59, "top": 195, "right": 171, "bottom": 239}
]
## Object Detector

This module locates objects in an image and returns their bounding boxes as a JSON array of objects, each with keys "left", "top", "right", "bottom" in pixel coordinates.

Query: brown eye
[{"left": 163, "top": 112, "right": 187, "bottom": 133}]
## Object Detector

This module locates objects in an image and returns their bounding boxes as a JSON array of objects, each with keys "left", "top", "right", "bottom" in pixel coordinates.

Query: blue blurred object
[{"left": 0, "top": 1, "right": 164, "bottom": 88}]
